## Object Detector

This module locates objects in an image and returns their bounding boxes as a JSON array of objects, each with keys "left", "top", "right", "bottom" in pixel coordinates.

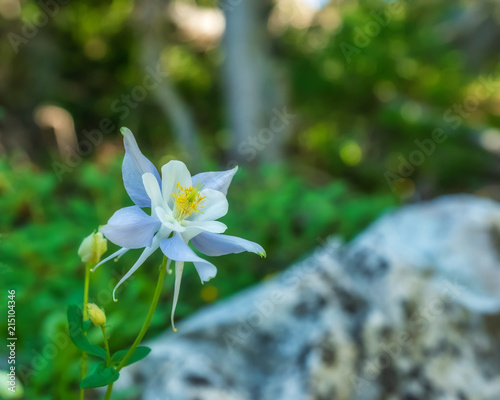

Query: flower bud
[
  {"left": 87, "top": 303, "right": 106, "bottom": 327},
  {"left": 78, "top": 231, "right": 107, "bottom": 264}
]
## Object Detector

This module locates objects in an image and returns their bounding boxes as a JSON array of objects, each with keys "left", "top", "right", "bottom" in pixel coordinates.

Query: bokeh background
[{"left": 1, "top": 0, "right": 500, "bottom": 398}]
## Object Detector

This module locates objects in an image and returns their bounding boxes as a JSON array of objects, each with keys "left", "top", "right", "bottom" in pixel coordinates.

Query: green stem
[
  {"left": 103, "top": 257, "right": 168, "bottom": 399},
  {"left": 118, "top": 257, "right": 167, "bottom": 370},
  {"left": 80, "top": 352, "right": 86, "bottom": 400},
  {"left": 103, "top": 383, "right": 114, "bottom": 400},
  {"left": 83, "top": 262, "right": 90, "bottom": 321},
  {"left": 81, "top": 261, "right": 91, "bottom": 400},
  {"left": 101, "top": 325, "right": 112, "bottom": 365}
]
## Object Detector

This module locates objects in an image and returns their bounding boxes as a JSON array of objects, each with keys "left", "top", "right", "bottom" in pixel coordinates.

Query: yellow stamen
[{"left": 172, "top": 182, "right": 205, "bottom": 221}]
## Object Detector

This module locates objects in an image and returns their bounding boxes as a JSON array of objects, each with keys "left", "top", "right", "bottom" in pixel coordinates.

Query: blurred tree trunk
[
  {"left": 445, "top": 0, "right": 500, "bottom": 71},
  {"left": 133, "top": 0, "right": 202, "bottom": 167},
  {"left": 221, "top": 0, "right": 289, "bottom": 165}
]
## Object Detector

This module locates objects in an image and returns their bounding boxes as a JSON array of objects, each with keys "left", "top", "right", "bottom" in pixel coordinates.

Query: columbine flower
[{"left": 95, "top": 127, "right": 265, "bottom": 331}]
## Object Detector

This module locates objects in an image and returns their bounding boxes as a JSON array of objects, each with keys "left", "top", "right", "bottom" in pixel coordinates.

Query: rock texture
[{"left": 123, "top": 195, "right": 500, "bottom": 400}]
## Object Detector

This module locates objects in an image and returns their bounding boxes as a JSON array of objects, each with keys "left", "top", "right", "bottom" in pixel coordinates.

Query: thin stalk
[
  {"left": 101, "top": 325, "right": 112, "bottom": 365},
  {"left": 83, "top": 262, "right": 90, "bottom": 320},
  {"left": 81, "top": 261, "right": 91, "bottom": 400},
  {"left": 103, "top": 383, "right": 114, "bottom": 400},
  {"left": 118, "top": 257, "right": 167, "bottom": 370},
  {"left": 103, "top": 257, "right": 168, "bottom": 399}
]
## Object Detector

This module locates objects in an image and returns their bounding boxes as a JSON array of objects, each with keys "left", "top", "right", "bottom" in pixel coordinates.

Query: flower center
[{"left": 172, "top": 182, "right": 205, "bottom": 221}]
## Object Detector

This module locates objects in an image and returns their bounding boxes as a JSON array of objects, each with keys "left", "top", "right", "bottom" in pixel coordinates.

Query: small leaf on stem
[{"left": 67, "top": 304, "right": 107, "bottom": 360}]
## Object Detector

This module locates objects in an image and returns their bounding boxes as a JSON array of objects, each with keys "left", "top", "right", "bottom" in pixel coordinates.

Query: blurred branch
[
  {"left": 133, "top": 0, "right": 202, "bottom": 166},
  {"left": 222, "top": 0, "right": 289, "bottom": 163},
  {"left": 441, "top": 0, "right": 500, "bottom": 71}
]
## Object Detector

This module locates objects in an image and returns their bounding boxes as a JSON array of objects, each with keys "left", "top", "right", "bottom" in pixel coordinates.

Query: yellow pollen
[{"left": 172, "top": 182, "right": 205, "bottom": 220}]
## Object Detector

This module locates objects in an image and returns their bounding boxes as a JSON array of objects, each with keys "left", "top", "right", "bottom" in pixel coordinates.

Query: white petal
[
  {"left": 161, "top": 161, "right": 192, "bottom": 207},
  {"left": 156, "top": 207, "right": 186, "bottom": 232},
  {"left": 181, "top": 220, "right": 227, "bottom": 242},
  {"left": 170, "top": 260, "right": 184, "bottom": 332},
  {"left": 195, "top": 188, "right": 229, "bottom": 221},
  {"left": 142, "top": 173, "right": 165, "bottom": 208},
  {"left": 192, "top": 166, "right": 238, "bottom": 195}
]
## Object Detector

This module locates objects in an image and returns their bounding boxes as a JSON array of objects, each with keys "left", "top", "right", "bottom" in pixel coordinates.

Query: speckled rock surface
[{"left": 122, "top": 195, "right": 500, "bottom": 400}]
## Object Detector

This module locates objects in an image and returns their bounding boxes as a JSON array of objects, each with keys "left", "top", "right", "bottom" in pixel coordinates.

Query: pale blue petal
[
  {"left": 192, "top": 261, "right": 217, "bottom": 284},
  {"left": 191, "top": 231, "right": 266, "bottom": 257},
  {"left": 121, "top": 127, "right": 161, "bottom": 207},
  {"left": 100, "top": 206, "right": 161, "bottom": 249},
  {"left": 192, "top": 166, "right": 238, "bottom": 196},
  {"left": 160, "top": 232, "right": 217, "bottom": 283}
]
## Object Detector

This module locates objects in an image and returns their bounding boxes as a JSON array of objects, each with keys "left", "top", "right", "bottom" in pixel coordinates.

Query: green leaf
[
  {"left": 83, "top": 319, "right": 91, "bottom": 332},
  {"left": 111, "top": 346, "right": 151, "bottom": 367},
  {"left": 67, "top": 304, "right": 107, "bottom": 359},
  {"left": 80, "top": 363, "right": 120, "bottom": 389}
]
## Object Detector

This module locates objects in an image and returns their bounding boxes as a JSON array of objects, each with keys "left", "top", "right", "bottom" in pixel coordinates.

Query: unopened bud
[
  {"left": 87, "top": 303, "right": 106, "bottom": 327},
  {"left": 78, "top": 231, "right": 107, "bottom": 264}
]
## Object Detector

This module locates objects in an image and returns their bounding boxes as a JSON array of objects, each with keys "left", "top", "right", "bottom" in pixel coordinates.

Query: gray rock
[{"left": 122, "top": 194, "right": 500, "bottom": 400}]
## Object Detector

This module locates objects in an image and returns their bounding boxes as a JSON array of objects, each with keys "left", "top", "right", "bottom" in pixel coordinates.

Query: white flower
[{"left": 95, "top": 128, "right": 265, "bottom": 331}]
